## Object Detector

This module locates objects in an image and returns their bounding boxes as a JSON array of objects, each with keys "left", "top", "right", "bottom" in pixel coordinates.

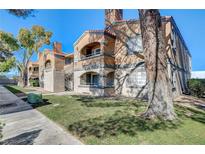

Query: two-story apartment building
[
  {"left": 27, "top": 61, "right": 39, "bottom": 86},
  {"left": 28, "top": 42, "right": 74, "bottom": 92},
  {"left": 27, "top": 9, "right": 191, "bottom": 98}
]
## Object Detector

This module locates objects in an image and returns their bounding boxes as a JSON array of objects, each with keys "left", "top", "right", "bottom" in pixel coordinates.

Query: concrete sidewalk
[{"left": 0, "top": 85, "right": 82, "bottom": 145}]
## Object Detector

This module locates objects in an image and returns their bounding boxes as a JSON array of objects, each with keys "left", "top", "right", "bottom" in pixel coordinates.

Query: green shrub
[
  {"left": 27, "top": 93, "right": 43, "bottom": 104},
  {"left": 188, "top": 79, "right": 205, "bottom": 98},
  {"left": 29, "top": 79, "right": 39, "bottom": 87}
]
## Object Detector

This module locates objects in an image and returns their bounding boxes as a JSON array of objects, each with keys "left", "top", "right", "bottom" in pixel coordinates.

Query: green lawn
[
  {"left": 35, "top": 95, "right": 205, "bottom": 145},
  {"left": 4, "top": 85, "right": 33, "bottom": 94}
]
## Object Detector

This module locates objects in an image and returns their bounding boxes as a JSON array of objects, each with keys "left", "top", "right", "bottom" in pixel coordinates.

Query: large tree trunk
[
  {"left": 138, "top": 9, "right": 176, "bottom": 120},
  {"left": 22, "top": 70, "right": 27, "bottom": 87},
  {"left": 18, "top": 69, "right": 27, "bottom": 87}
]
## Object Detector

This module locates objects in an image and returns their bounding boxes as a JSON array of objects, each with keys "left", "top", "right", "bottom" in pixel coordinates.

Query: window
[
  {"left": 81, "top": 48, "right": 101, "bottom": 59},
  {"left": 45, "top": 60, "right": 51, "bottom": 69},
  {"left": 106, "top": 72, "right": 114, "bottom": 86},
  {"left": 94, "top": 48, "right": 101, "bottom": 55},
  {"left": 86, "top": 73, "right": 91, "bottom": 85},
  {"left": 86, "top": 49, "right": 92, "bottom": 56},
  {"left": 65, "top": 57, "right": 73, "bottom": 65},
  {"left": 92, "top": 75, "right": 99, "bottom": 85},
  {"left": 126, "top": 66, "right": 146, "bottom": 87},
  {"left": 55, "top": 54, "right": 64, "bottom": 59},
  {"left": 33, "top": 67, "right": 39, "bottom": 72},
  {"left": 89, "top": 48, "right": 101, "bottom": 57},
  {"left": 171, "top": 29, "right": 177, "bottom": 55},
  {"left": 80, "top": 72, "right": 99, "bottom": 86},
  {"left": 127, "top": 35, "right": 143, "bottom": 55}
]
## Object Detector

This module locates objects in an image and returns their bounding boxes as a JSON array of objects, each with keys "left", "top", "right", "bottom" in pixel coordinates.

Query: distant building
[
  {"left": 27, "top": 9, "right": 191, "bottom": 98},
  {"left": 191, "top": 71, "right": 205, "bottom": 79},
  {"left": 0, "top": 75, "right": 17, "bottom": 85}
]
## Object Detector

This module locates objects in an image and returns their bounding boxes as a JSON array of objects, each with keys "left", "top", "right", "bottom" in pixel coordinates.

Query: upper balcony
[
  {"left": 74, "top": 30, "right": 116, "bottom": 71},
  {"left": 28, "top": 66, "right": 39, "bottom": 78},
  {"left": 79, "top": 42, "right": 102, "bottom": 61}
]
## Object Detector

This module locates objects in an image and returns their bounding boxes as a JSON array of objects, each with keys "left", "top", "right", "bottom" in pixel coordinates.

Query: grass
[
  {"left": 4, "top": 85, "right": 33, "bottom": 94},
  {"left": 4, "top": 85, "right": 205, "bottom": 144},
  {"left": 34, "top": 95, "right": 205, "bottom": 145}
]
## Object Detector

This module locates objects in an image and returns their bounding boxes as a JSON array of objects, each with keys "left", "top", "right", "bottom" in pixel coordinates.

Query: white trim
[{"left": 73, "top": 31, "right": 88, "bottom": 46}]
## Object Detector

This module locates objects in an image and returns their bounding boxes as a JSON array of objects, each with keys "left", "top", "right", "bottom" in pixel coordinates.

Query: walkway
[{"left": 0, "top": 86, "right": 82, "bottom": 145}]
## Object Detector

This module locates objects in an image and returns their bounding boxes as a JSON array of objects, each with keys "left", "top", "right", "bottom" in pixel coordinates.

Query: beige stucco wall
[
  {"left": 44, "top": 69, "right": 65, "bottom": 92},
  {"left": 164, "top": 18, "right": 191, "bottom": 96},
  {"left": 53, "top": 70, "right": 65, "bottom": 92},
  {"left": 44, "top": 69, "right": 54, "bottom": 92},
  {"left": 114, "top": 66, "right": 147, "bottom": 98}
]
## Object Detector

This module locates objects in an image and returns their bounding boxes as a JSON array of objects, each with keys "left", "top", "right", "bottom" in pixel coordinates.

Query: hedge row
[{"left": 187, "top": 79, "right": 205, "bottom": 98}]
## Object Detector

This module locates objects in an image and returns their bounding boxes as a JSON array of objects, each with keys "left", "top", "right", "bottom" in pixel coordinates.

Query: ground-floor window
[
  {"left": 106, "top": 72, "right": 114, "bottom": 87},
  {"left": 126, "top": 66, "right": 146, "bottom": 87},
  {"left": 80, "top": 72, "right": 99, "bottom": 86}
]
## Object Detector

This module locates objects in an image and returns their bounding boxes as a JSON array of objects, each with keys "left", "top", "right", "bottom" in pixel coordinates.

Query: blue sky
[{"left": 0, "top": 9, "right": 204, "bottom": 76}]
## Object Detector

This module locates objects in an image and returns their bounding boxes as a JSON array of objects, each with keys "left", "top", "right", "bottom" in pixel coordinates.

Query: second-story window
[
  {"left": 33, "top": 67, "right": 39, "bottom": 72},
  {"left": 80, "top": 42, "right": 101, "bottom": 60},
  {"left": 45, "top": 60, "right": 51, "bottom": 69},
  {"left": 65, "top": 57, "right": 73, "bottom": 65},
  {"left": 82, "top": 48, "right": 101, "bottom": 59},
  {"left": 92, "top": 48, "right": 101, "bottom": 55},
  {"left": 127, "top": 34, "right": 143, "bottom": 55}
]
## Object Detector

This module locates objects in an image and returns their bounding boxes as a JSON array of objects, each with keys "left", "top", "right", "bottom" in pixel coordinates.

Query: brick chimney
[
  {"left": 105, "top": 9, "right": 123, "bottom": 27},
  {"left": 53, "top": 42, "right": 62, "bottom": 53}
]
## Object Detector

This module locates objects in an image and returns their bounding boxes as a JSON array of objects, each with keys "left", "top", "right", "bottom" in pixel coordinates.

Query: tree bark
[
  {"left": 22, "top": 70, "right": 27, "bottom": 87},
  {"left": 138, "top": 9, "right": 176, "bottom": 120}
]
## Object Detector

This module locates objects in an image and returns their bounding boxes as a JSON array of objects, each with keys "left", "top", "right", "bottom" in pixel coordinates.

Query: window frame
[
  {"left": 126, "top": 66, "right": 146, "bottom": 88},
  {"left": 126, "top": 34, "right": 143, "bottom": 55}
]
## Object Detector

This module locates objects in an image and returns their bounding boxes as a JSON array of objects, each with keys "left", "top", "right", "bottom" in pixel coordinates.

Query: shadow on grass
[
  {"left": 30, "top": 99, "right": 52, "bottom": 108},
  {"left": 69, "top": 104, "right": 205, "bottom": 138},
  {"left": 68, "top": 110, "right": 180, "bottom": 138},
  {"left": 72, "top": 95, "right": 129, "bottom": 102},
  {"left": 4, "top": 85, "right": 25, "bottom": 95},
  {"left": 22, "top": 98, "right": 52, "bottom": 108},
  {"left": 194, "top": 104, "right": 205, "bottom": 111},
  {"left": 82, "top": 101, "right": 132, "bottom": 108},
  {"left": 175, "top": 104, "right": 205, "bottom": 124},
  {"left": 74, "top": 95, "right": 95, "bottom": 103},
  {"left": 72, "top": 95, "right": 146, "bottom": 108},
  {"left": 0, "top": 129, "right": 41, "bottom": 145}
]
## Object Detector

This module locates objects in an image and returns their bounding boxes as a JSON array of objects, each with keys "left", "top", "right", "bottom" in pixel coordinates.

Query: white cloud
[{"left": 191, "top": 71, "right": 205, "bottom": 79}]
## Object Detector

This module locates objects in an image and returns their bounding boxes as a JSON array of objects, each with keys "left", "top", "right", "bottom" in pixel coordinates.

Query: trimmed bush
[
  {"left": 27, "top": 93, "right": 43, "bottom": 104},
  {"left": 188, "top": 79, "right": 205, "bottom": 98},
  {"left": 29, "top": 79, "right": 39, "bottom": 87}
]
